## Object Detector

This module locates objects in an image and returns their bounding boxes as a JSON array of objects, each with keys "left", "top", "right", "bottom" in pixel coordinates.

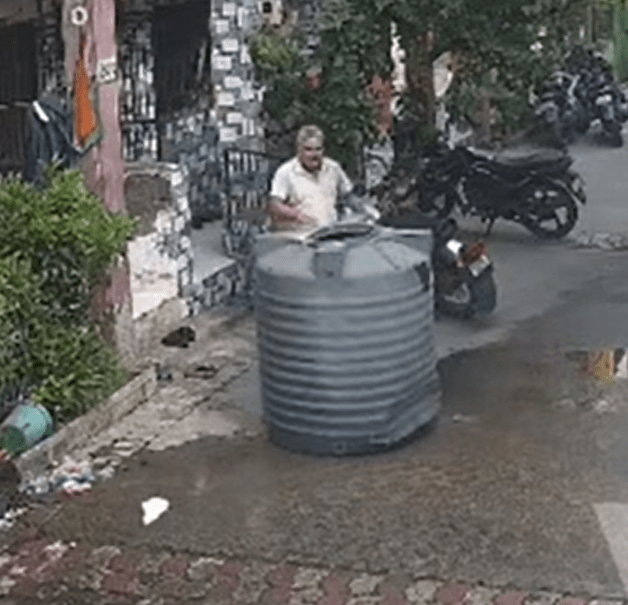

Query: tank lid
[{"left": 256, "top": 222, "right": 429, "bottom": 280}]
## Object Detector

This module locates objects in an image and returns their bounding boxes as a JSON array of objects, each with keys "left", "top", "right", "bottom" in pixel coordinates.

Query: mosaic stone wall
[
  {"left": 160, "top": 106, "right": 223, "bottom": 224},
  {"left": 209, "top": 0, "right": 265, "bottom": 151},
  {"left": 124, "top": 161, "right": 195, "bottom": 318},
  {"left": 117, "top": 0, "right": 265, "bottom": 224},
  {"left": 184, "top": 258, "right": 249, "bottom": 316}
]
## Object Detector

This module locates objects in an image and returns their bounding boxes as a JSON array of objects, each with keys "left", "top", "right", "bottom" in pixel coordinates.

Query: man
[{"left": 268, "top": 125, "right": 355, "bottom": 235}]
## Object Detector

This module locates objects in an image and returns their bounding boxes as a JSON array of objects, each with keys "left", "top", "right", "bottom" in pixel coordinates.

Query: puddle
[{"left": 565, "top": 348, "right": 628, "bottom": 382}]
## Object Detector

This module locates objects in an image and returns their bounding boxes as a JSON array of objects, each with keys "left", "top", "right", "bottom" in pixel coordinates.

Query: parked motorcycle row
[{"left": 533, "top": 46, "right": 628, "bottom": 147}]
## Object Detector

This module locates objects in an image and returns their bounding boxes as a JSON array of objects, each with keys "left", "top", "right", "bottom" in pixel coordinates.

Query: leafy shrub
[
  {"left": 29, "top": 324, "right": 128, "bottom": 423},
  {"left": 0, "top": 166, "right": 137, "bottom": 325},
  {"left": 0, "top": 166, "right": 137, "bottom": 422}
]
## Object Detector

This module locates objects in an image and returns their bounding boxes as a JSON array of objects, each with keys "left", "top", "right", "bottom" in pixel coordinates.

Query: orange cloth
[{"left": 74, "top": 34, "right": 99, "bottom": 149}]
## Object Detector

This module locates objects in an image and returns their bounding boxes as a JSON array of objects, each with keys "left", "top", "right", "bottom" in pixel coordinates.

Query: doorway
[{"left": 0, "top": 20, "right": 38, "bottom": 176}]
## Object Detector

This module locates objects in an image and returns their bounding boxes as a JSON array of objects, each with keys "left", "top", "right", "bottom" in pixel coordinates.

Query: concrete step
[{"left": 187, "top": 221, "right": 248, "bottom": 315}]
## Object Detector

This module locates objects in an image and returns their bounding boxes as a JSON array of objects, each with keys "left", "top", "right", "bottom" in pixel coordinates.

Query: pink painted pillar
[
  {"left": 86, "top": 0, "right": 130, "bottom": 317},
  {"left": 63, "top": 0, "right": 133, "bottom": 353},
  {"left": 84, "top": 0, "right": 126, "bottom": 215}
]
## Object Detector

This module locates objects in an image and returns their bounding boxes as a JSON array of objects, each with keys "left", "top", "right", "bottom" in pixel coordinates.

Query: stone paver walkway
[{"left": 0, "top": 529, "right": 621, "bottom": 605}]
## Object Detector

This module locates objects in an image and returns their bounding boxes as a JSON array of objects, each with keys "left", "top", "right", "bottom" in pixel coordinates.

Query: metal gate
[{"left": 0, "top": 21, "right": 38, "bottom": 177}]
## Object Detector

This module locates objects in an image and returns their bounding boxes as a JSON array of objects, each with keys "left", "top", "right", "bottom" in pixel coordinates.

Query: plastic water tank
[{"left": 254, "top": 222, "right": 440, "bottom": 455}]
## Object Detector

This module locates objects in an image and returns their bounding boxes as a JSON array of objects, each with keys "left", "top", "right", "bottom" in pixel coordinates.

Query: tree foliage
[
  {"left": 252, "top": 0, "right": 592, "bottom": 168},
  {"left": 250, "top": 1, "right": 393, "bottom": 174},
  {"left": 381, "top": 0, "right": 591, "bottom": 138}
]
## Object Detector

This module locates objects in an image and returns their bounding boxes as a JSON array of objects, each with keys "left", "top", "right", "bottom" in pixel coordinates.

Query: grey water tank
[{"left": 254, "top": 222, "right": 440, "bottom": 455}]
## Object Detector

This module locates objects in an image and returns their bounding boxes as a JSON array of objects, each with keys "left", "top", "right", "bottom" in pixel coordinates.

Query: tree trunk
[
  {"left": 478, "top": 92, "right": 492, "bottom": 145},
  {"left": 614, "top": 0, "right": 628, "bottom": 82},
  {"left": 403, "top": 30, "right": 436, "bottom": 126}
]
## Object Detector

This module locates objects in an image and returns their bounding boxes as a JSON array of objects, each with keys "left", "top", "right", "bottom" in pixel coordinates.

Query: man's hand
[
  {"left": 339, "top": 191, "right": 366, "bottom": 215},
  {"left": 269, "top": 200, "right": 315, "bottom": 226}
]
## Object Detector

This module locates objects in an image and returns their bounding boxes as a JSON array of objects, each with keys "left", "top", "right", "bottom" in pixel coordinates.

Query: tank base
[{"left": 265, "top": 397, "right": 441, "bottom": 457}]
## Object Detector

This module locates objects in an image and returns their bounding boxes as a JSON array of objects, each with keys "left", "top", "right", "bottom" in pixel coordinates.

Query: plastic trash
[
  {"left": 142, "top": 497, "right": 170, "bottom": 525},
  {"left": 0, "top": 403, "right": 54, "bottom": 457}
]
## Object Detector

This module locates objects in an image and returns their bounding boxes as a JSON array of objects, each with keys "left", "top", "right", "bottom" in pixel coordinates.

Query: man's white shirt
[{"left": 270, "top": 157, "right": 353, "bottom": 237}]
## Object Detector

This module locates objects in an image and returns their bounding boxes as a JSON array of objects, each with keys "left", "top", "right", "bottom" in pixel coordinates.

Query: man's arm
[
  {"left": 335, "top": 163, "right": 370, "bottom": 215},
  {"left": 267, "top": 196, "right": 314, "bottom": 224},
  {"left": 268, "top": 163, "right": 315, "bottom": 226}
]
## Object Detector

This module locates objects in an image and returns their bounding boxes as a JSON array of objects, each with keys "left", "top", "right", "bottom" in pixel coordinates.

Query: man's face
[{"left": 298, "top": 137, "right": 323, "bottom": 173}]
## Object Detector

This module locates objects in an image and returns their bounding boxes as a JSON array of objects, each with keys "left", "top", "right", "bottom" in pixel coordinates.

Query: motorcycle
[
  {"left": 534, "top": 72, "right": 588, "bottom": 145},
  {"left": 340, "top": 198, "right": 497, "bottom": 319},
  {"left": 398, "top": 141, "right": 586, "bottom": 239}
]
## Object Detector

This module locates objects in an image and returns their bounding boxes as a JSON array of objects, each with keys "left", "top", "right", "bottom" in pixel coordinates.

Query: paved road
[
  {"left": 434, "top": 132, "right": 628, "bottom": 357},
  {"left": 6, "top": 136, "right": 628, "bottom": 604}
]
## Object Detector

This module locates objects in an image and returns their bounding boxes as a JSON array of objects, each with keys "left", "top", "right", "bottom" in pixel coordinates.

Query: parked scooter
[
  {"left": 340, "top": 197, "right": 497, "bottom": 319},
  {"left": 379, "top": 213, "right": 497, "bottom": 319},
  {"left": 394, "top": 140, "right": 586, "bottom": 239},
  {"left": 592, "top": 78, "right": 625, "bottom": 147}
]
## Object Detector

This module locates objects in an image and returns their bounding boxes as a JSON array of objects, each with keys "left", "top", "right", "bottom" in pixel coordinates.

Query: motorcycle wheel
[
  {"left": 435, "top": 268, "right": 497, "bottom": 319},
  {"left": 520, "top": 183, "right": 579, "bottom": 239}
]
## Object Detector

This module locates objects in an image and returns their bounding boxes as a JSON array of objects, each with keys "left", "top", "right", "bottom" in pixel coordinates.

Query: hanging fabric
[{"left": 74, "top": 30, "right": 100, "bottom": 150}]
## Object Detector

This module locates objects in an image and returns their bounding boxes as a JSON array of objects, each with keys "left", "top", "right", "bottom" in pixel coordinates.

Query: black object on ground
[{"left": 161, "top": 327, "right": 196, "bottom": 348}]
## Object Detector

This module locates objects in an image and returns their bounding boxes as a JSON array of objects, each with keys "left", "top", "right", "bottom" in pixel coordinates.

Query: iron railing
[{"left": 221, "top": 147, "right": 285, "bottom": 258}]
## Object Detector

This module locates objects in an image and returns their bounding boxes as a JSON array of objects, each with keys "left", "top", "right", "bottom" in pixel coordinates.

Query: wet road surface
[
  {"left": 10, "top": 139, "right": 628, "bottom": 600},
  {"left": 33, "top": 253, "right": 628, "bottom": 598}
]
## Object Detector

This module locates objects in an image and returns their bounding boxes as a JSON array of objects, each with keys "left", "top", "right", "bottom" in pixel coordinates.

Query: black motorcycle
[
  {"left": 534, "top": 72, "right": 589, "bottom": 145},
  {"left": 378, "top": 213, "right": 497, "bottom": 319},
  {"left": 402, "top": 142, "right": 586, "bottom": 239}
]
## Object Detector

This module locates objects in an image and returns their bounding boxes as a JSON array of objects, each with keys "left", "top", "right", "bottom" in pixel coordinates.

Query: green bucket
[{"left": 0, "top": 403, "right": 55, "bottom": 457}]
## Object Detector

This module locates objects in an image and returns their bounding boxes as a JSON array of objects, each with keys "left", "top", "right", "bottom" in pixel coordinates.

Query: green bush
[
  {"left": 0, "top": 166, "right": 137, "bottom": 325},
  {"left": 0, "top": 166, "right": 137, "bottom": 423}
]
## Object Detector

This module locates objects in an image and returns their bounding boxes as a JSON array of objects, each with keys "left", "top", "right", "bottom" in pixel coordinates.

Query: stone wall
[
  {"left": 160, "top": 106, "right": 223, "bottom": 224},
  {"left": 184, "top": 259, "right": 248, "bottom": 316},
  {"left": 124, "top": 162, "right": 194, "bottom": 320},
  {"left": 118, "top": 0, "right": 266, "bottom": 223},
  {"left": 210, "top": 0, "right": 265, "bottom": 152}
]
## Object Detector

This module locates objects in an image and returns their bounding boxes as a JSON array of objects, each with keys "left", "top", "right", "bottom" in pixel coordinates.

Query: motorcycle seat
[{"left": 465, "top": 145, "right": 571, "bottom": 172}]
